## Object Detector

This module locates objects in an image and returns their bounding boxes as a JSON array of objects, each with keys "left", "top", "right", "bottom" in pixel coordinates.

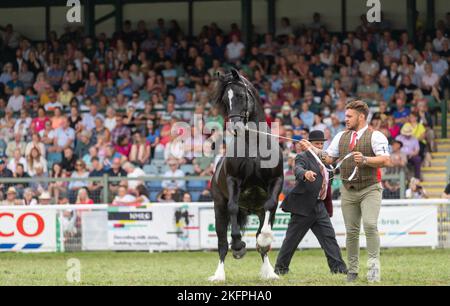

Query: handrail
[
  {"left": 0, "top": 198, "right": 448, "bottom": 210},
  {"left": 0, "top": 173, "right": 403, "bottom": 184},
  {"left": 0, "top": 172, "right": 406, "bottom": 203}
]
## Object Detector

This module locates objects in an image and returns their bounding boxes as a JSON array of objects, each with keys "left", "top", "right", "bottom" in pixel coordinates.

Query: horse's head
[{"left": 214, "top": 69, "right": 257, "bottom": 129}]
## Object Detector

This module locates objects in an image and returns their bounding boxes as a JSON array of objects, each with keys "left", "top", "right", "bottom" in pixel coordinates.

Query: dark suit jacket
[{"left": 281, "top": 151, "right": 334, "bottom": 217}]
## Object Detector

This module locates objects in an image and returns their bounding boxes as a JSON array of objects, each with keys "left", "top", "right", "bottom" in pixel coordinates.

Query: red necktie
[{"left": 349, "top": 132, "right": 358, "bottom": 151}]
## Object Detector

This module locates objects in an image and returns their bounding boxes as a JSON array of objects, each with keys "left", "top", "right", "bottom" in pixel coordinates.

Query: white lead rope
[{"left": 245, "top": 127, "right": 358, "bottom": 181}]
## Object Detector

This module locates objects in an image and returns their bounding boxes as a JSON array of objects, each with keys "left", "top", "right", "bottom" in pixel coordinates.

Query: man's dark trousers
[{"left": 275, "top": 200, "right": 346, "bottom": 274}]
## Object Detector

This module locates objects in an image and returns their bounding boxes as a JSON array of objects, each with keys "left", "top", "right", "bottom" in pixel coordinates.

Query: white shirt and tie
[
  {"left": 326, "top": 125, "right": 390, "bottom": 158},
  {"left": 318, "top": 125, "right": 390, "bottom": 193}
]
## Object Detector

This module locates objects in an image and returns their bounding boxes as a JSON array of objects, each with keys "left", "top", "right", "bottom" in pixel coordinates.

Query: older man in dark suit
[{"left": 275, "top": 130, "right": 347, "bottom": 275}]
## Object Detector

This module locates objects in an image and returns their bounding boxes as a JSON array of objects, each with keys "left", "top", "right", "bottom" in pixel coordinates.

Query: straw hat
[
  {"left": 400, "top": 123, "right": 414, "bottom": 137},
  {"left": 39, "top": 191, "right": 52, "bottom": 201},
  {"left": 6, "top": 187, "right": 17, "bottom": 195}
]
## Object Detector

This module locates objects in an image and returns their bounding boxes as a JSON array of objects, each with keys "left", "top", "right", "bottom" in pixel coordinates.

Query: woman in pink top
[
  {"left": 114, "top": 135, "right": 132, "bottom": 158},
  {"left": 31, "top": 107, "right": 50, "bottom": 134},
  {"left": 387, "top": 116, "right": 400, "bottom": 139}
]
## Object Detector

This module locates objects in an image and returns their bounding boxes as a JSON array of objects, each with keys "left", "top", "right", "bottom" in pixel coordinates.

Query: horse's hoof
[
  {"left": 208, "top": 275, "right": 226, "bottom": 282},
  {"left": 260, "top": 271, "right": 280, "bottom": 280},
  {"left": 232, "top": 247, "right": 247, "bottom": 259}
]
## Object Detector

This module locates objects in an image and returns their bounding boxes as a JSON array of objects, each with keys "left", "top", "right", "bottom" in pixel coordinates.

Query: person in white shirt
[
  {"left": 300, "top": 100, "right": 390, "bottom": 283},
  {"left": 405, "top": 177, "right": 428, "bottom": 199},
  {"left": 7, "top": 87, "right": 25, "bottom": 112},
  {"left": 225, "top": 34, "right": 245, "bottom": 63},
  {"left": 127, "top": 92, "right": 145, "bottom": 110},
  {"left": 52, "top": 118, "right": 75, "bottom": 151},
  {"left": 414, "top": 54, "right": 427, "bottom": 80},
  {"left": 25, "top": 133, "right": 46, "bottom": 158},
  {"left": 431, "top": 52, "right": 449, "bottom": 78},
  {"left": 13, "top": 109, "right": 32, "bottom": 139},
  {"left": 22, "top": 188, "right": 38, "bottom": 206},
  {"left": 104, "top": 107, "right": 117, "bottom": 132},
  {"left": 112, "top": 185, "right": 137, "bottom": 205},
  {"left": 432, "top": 30, "right": 447, "bottom": 52},
  {"left": 123, "top": 162, "right": 146, "bottom": 190},
  {"left": 81, "top": 104, "right": 105, "bottom": 131},
  {"left": 162, "top": 159, "right": 186, "bottom": 190},
  {"left": 7, "top": 148, "right": 27, "bottom": 173}
]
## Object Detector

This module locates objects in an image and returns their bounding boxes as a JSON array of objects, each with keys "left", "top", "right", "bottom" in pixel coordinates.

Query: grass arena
[{"left": 1, "top": 248, "right": 449, "bottom": 285}]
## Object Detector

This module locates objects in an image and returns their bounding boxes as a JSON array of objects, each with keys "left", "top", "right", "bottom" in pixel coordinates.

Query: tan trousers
[{"left": 341, "top": 183, "right": 382, "bottom": 274}]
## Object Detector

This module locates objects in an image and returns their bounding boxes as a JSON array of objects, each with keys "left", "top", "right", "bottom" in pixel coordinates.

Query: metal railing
[{"left": 0, "top": 171, "right": 408, "bottom": 203}]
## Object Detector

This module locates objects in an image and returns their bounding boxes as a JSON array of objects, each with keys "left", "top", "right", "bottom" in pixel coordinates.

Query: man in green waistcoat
[{"left": 300, "top": 100, "right": 390, "bottom": 283}]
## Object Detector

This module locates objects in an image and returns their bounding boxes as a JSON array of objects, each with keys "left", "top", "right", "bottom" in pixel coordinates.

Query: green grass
[{"left": 0, "top": 248, "right": 449, "bottom": 285}]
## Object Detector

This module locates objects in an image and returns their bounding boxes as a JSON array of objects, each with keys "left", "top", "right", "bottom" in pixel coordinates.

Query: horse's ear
[
  {"left": 217, "top": 72, "right": 225, "bottom": 82},
  {"left": 230, "top": 68, "right": 240, "bottom": 81}
]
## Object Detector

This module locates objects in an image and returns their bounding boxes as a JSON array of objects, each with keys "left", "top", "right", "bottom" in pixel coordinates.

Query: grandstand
[{"left": 0, "top": 0, "right": 449, "bottom": 206}]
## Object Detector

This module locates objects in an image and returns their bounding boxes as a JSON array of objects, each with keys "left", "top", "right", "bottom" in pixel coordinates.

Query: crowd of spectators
[{"left": 0, "top": 11, "right": 449, "bottom": 205}]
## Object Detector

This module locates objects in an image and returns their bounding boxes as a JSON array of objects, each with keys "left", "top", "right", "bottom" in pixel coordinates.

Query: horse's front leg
[
  {"left": 257, "top": 177, "right": 283, "bottom": 280},
  {"left": 257, "top": 177, "right": 283, "bottom": 250},
  {"left": 209, "top": 198, "right": 229, "bottom": 282},
  {"left": 226, "top": 176, "right": 246, "bottom": 259}
]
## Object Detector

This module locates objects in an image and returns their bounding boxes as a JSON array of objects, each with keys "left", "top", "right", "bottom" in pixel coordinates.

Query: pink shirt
[{"left": 32, "top": 117, "right": 50, "bottom": 133}]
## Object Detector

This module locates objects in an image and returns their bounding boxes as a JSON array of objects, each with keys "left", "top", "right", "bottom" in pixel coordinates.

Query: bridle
[{"left": 223, "top": 80, "right": 252, "bottom": 124}]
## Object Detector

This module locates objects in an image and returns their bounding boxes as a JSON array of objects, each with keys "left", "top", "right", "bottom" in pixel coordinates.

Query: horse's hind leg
[
  {"left": 226, "top": 176, "right": 246, "bottom": 259},
  {"left": 209, "top": 205, "right": 229, "bottom": 282}
]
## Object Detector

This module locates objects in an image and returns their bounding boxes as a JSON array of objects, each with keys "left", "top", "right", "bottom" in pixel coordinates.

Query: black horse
[{"left": 209, "top": 69, "right": 284, "bottom": 281}]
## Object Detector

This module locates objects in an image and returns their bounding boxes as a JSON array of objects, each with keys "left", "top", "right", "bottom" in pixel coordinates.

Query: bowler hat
[{"left": 308, "top": 130, "right": 327, "bottom": 142}]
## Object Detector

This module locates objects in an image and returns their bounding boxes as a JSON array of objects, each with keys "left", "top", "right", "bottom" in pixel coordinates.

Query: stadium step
[
  {"left": 424, "top": 188, "right": 445, "bottom": 198},
  {"left": 427, "top": 191, "right": 444, "bottom": 198},
  {"left": 420, "top": 181, "right": 447, "bottom": 188},
  {"left": 431, "top": 152, "right": 450, "bottom": 158},
  {"left": 422, "top": 166, "right": 447, "bottom": 174},
  {"left": 436, "top": 144, "right": 450, "bottom": 152},
  {"left": 436, "top": 113, "right": 450, "bottom": 120},
  {"left": 436, "top": 132, "right": 450, "bottom": 138},
  {"left": 430, "top": 158, "right": 447, "bottom": 167},
  {"left": 435, "top": 126, "right": 450, "bottom": 132},
  {"left": 436, "top": 138, "right": 450, "bottom": 144},
  {"left": 422, "top": 173, "right": 447, "bottom": 182}
]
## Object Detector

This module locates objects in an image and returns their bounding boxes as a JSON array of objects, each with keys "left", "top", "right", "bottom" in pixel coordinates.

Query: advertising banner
[
  {"left": 108, "top": 204, "right": 201, "bottom": 251},
  {"left": 199, "top": 206, "right": 439, "bottom": 249},
  {"left": 0, "top": 209, "right": 57, "bottom": 252}
]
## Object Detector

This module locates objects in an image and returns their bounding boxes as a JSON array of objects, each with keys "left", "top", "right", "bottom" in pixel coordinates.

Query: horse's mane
[{"left": 212, "top": 70, "right": 264, "bottom": 119}]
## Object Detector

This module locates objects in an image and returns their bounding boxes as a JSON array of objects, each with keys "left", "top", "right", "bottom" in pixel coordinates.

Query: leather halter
[{"left": 223, "top": 80, "right": 251, "bottom": 124}]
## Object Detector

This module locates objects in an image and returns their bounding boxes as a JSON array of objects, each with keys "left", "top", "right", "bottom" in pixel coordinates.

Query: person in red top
[
  {"left": 75, "top": 187, "right": 94, "bottom": 205},
  {"left": 31, "top": 106, "right": 50, "bottom": 134},
  {"left": 114, "top": 135, "right": 132, "bottom": 158}
]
